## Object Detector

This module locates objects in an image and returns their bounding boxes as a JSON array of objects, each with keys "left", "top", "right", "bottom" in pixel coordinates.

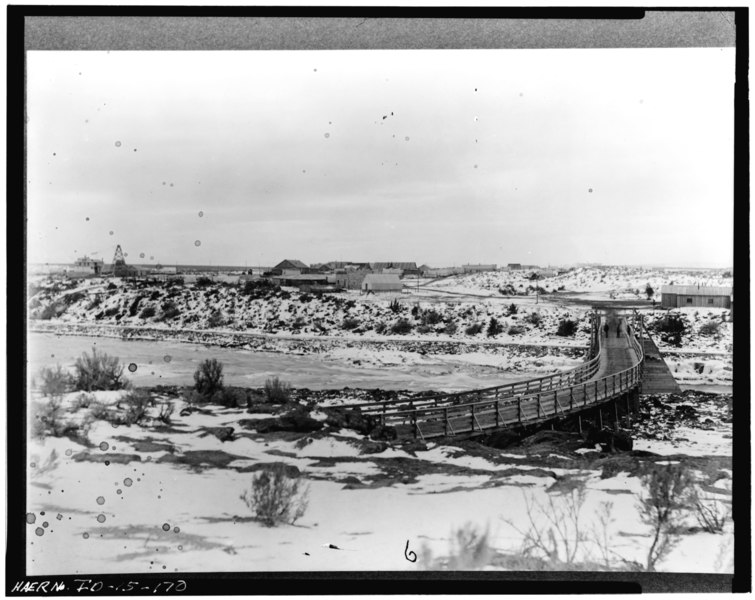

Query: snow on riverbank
[{"left": 27, "top": 387, "right": 733, "bottom": 575}]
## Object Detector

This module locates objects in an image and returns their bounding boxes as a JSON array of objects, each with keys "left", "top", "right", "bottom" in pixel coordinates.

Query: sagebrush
[
  {"left": 37, "top": 364, "right": 71, "bottom": 397},
  {"left": 240, "top": 465, "right": 309, "bottom": 526},
  {"left": 638, "top": 463, "right": 692, "bottom": 571},
  {"left": 73, "top": 347, "right": 127, "bottom": 391},
  {"left": 264, "top": 377, "right": 291, "bottom": 404},
  {"left": 194, "top": 358, "right": 224, "bottom": 398}
]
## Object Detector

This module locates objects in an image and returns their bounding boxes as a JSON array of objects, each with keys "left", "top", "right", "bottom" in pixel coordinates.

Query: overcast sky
[{"left": 27, "top": 48, "right": 734, "bottom": 268}]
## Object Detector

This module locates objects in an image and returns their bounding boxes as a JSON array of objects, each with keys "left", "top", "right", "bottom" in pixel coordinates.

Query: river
[{"left": 28, "top": 333, "right": 534, "bottom": 392}]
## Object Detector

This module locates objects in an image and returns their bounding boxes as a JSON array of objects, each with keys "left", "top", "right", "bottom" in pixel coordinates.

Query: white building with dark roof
[
  {"left": 361, "top": 273, "right": 403, "bottom": 293},
  {"left": 661, "top": 285, "right": 732, "bottom": 309}
]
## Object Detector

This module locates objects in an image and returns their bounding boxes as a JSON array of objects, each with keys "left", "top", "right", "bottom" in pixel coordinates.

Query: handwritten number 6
[{"left": 404, "top": 540, "right": 417, "bottom": 563}]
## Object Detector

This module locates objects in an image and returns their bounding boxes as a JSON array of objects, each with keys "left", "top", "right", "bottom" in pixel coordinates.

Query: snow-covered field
[
  {"left": 24, "top": 265, "right": 736, "bottom": 575},
  {"left": 423, "top": 265, "right": 731, "bottom": 302},
  {"left": 27, "top": 388, "right": 733, "bottom": 575}
]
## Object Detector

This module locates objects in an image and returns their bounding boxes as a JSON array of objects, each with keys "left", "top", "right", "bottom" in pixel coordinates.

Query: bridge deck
[
  {"left": 593, "top": 320, "right": 641, "bottom": 380},
  {"left": 369, "top": 314, "right": 651, "bottom": 440}
]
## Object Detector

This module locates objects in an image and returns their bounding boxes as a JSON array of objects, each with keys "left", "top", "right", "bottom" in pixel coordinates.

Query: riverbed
[{"left": 28, "top": 333, "right": 538, "bottom": 392}]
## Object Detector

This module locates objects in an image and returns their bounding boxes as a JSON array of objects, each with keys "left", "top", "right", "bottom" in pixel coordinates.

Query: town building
[
  {"left": 271, "top": 259, "right": 309, "bottom": 276},
  {"left": 271, "top": 273, "right": 336, "bottom": 292},
  {"left": 68, "top": 256, "right": 104, "bottom": 276},
  {"left": 660, "top": 285, "right": 733, "bottom": 309},
  {"left": 369, "top": 262, "right": 420, "bottom": 277},
  {"left": 423, "top": 267, "right": 463, "bottom": 277},
  {"left": 462, "top": 264, "right": 497, "bottom": 273},
  {"left": 334, "top": 269, "right": 371, "bottom": 290},
  {"left": 361, "top": 273, "right": 403, "bottom": 293}
]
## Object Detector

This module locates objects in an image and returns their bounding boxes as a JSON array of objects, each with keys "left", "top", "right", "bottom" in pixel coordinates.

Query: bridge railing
[
  {"left": 347, "top": 313, "right": 603, "bottom": 416},
  {"left": 380, "top": 319, "right": 645, "bottom": 440}
]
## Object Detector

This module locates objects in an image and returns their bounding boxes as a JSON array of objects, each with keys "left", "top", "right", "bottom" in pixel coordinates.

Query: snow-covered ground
[
  {"left": 27, "top": 276, "right": 592, "bottom": 346},
  {"left": 422, "top": 265, "right": 730, "bottom": 302},
  {"left": 24, "top": 266, "right": 736, "bottom": 575},
  {"left": 27, "top": 388, "right": 733, "bottom": 575}
]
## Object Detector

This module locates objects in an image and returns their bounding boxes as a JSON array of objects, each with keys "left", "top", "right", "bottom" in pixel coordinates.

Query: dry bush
[
  {"left": 30, "top": 449, "right": 60, "bottom": 479},
  {"left": 122, "top": 390, "right": 151, "bottom": 425},
  {"left": 342, "top": 317, "right": 360, "bottom": 330},
  {"left": 556, "top": 319, "right": 578, "bottom": 337},
  {"left": 447, "top": 523, "right": 493, "bottom": 570},
  {"left": 390, "top": 318, "right": 413, "bottom": 334},
  {"left": 486, "top": 317, "right": 504, "bottom": 337},
  {"left": 465, "top": 322, "right": 483, "bottom": 335},
  {"left": 638, "top": 463, "right": 692, "bottom": 571},
  {"left": 240, "top": 464, "right": 309, "bottom": 527},
  {"left": 72, "top": 392, "right": 96, "bottom": 411},
  {"left": 139, "top": 305, "right": 156, "bottom": 318},
  {"left": 73, "top": 347, "right": 127, "bottom": 391},
  {"left": 37, "top": 364, "right": 71, "bottom": 397},
  {"left": 419, "top": 523, "right": 493, "bottom": 570},
  {"left": 525, "top": 312, "right": 543, "bottom": 327},
  {"left": 30, "top": 397, "right": 66, "bottom": 439},
  {"left": 688, "top": 487, "right": 729, "bottom": 534},
  {"left": 505, "top": 483, "right": 589, "bottom": 567},
  {"left": 194, "top": 358, "right": 224, "bottom": 398},
  {"left": 699, "top": 321, "right": 722, "bottom": 337},
  {"left": 157, "top": 401, "right": 175, "bottom": 425},
  {"left": 443, "top": 321, "right": 458, "bottom": 335},
  {"left": 264, "top": 376, "right": 291, "bottom": 404}
]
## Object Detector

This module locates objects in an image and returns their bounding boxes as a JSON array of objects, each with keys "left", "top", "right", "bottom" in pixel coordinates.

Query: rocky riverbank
[{"left": 30, "top": 321, "right": 589, "bottom": 360}]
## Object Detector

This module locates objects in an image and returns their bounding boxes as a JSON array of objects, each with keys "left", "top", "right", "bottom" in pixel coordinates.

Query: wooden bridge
[{"left": 348, "top": 311, "right": 667, "bottom": 441}]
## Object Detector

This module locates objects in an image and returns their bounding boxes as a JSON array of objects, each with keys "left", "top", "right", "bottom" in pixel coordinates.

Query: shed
[
  {"left": 362, "top": 273, "right": 403, "bottom": 293},
  {"left": 661, "top": 285, "right": 732, "bottom": 309}
]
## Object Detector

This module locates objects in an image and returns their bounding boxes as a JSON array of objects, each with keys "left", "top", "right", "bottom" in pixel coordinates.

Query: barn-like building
[{"left": 660, "top": 285, "right": 732, "bottom": 309}]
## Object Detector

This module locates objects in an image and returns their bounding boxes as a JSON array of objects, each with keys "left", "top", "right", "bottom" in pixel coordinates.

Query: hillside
[{"left": 28, "top": 277, "right": 592, "bottom": 346}]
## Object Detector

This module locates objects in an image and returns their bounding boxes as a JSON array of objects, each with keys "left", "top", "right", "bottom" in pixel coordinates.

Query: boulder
[
  {"left": 359, "top": 440, "right": 389, "bottom": 455},
  {"left": 252, "top": 410, "right": 324, "bottom": 434},
  {"left": 199, "top": 426, "right": 235, "bottom": 442},
  {"left": 399, "top": 439, "right": 428, "bottom": 455},
  {"left": 279, "top": 411, "right": 324, "bottom": 433},
  {"left": 586, "top": 427, "right": 633, "bottom": 453},
  {"left": 369, "top": 424, "right": 398, "bottom": 441},
  {"left": 324, "top": 408, "right": 377, "bottom": 435},
  {"left": 484, "top": 430, "right": 521, "bottom": 450}
]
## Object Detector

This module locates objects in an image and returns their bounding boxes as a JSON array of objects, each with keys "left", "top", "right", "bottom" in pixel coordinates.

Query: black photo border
[{"left": 6, "top": 4, "right": 750, "bottom": 595}]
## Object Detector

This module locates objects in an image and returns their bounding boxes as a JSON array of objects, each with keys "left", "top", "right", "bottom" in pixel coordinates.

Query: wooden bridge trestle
[{"left": 360, "top": 310, "right": 652, "bottom": 441}]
